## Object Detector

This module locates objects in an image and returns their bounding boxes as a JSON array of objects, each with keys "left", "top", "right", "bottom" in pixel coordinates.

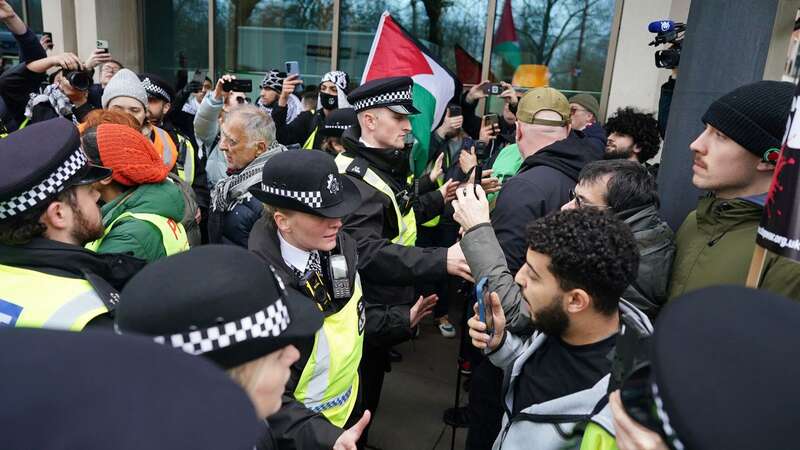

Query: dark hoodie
[{"left": 491, "top": 132, "right": 602, "bottom": 274}]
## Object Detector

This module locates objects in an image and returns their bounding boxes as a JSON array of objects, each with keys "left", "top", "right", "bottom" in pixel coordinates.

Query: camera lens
[{"left": 65, "top": 70, "right": 92, "bottom": 91}]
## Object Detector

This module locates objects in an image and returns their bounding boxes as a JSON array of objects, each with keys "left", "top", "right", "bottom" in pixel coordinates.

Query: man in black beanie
[{"left": 668, "top": 80, "right": 800, "bottom": 301}]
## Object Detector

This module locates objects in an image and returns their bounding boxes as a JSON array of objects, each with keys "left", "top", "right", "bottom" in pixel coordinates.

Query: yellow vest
[
  {"left": 0, "top": 117, "right": 29, "bottom": 138},
  {"left": 175, "top": 133, "right": 196, "bottom": 186},
  {"left": 335, "top": 154, "right": 417, "bottom": 246},
  {"left": 302, "top": 128, "right": 318, "bottom": 150},
  {"left": 294, "top": 275, "right": 364, "bottom": 427},
  {"left": 0, "top": 264, "right": 109, "bottom": 330},
  {"left": 86, "top": 212, "right": 189, "bottom": 256},
  {"left": 579, "top": 422, "right": 618, "bottom": 450}
]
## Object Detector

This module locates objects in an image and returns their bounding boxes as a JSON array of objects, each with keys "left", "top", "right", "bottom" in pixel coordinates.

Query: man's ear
[
  {"left": 98, "top": 176, "right": 114, "bottom": 186},
  {"left": 515, "top": 121, "right": 523, "bottom": 142},
  {"left": 41, "top": 199, "right": 71, "bottom": 232},
  {"left": 564, "top": 288, "right": 592, "bottom": 314},
  {"left": 632, "top": 144, "right": 642, "bottom": 156},
  {"left": 164, "top": 102, "right": 172, "bottom": 115}
]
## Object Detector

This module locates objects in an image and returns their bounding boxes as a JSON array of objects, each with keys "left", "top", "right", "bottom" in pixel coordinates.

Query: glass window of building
[
  {"left": 142, "top": 0, "right": 209, "bottom": 88},
  {"left": 491, "top": 0, "right": 615, "bottom": 96},
  {"left": 214, "top": 0, "right": 335, "bottom": 93},
  {"left": 338, "top": 0, "right": 489, "bottom": 86}
]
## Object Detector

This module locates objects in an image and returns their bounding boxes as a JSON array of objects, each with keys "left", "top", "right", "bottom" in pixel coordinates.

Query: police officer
[
  {"left": 248, "top": 149, "right": 432, "bottom": 449},
  {"left": 140, "top": 73, "right": 201, "bottom": 186},
  {"left": 336, "top": 76, "right": 471, "bottom": 441},
  {"left": 0, "top": 118, "right": 145, "bottom": 330},
  {"left": 0, "top": 327, "right": 261, "bottom": 450},
  {"left": 116, "top": 244, "right": 326, "bottom": 450}
]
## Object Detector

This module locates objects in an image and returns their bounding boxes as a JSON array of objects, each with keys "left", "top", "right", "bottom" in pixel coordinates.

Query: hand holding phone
[
  {"left": 482, "top": 83, "right": 503, "bottom": 95},
  {"left": 476, "top": 278, "right": 494, "bottom": 335},
  {"left": 222, "top": 78, "right": 253, "bottom": 93},
  {"left": 96, "top": 39, "right": 109, "bottom": 54}
]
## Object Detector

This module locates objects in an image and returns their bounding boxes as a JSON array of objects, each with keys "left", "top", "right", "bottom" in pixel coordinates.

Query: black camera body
[
  {"left": 655, "top": 46, "right": 681, "bottom": 69},
  {"left": 648, "top": 21, "right": 685, "bottom": 69},
  {"left": 63, "top": 69, "right": 93, "bottom": 91}
]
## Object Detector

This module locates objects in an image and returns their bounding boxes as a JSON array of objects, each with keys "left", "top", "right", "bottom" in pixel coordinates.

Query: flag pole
[{"left": 745, "top": 244, "right": 767, "bottom": 288}]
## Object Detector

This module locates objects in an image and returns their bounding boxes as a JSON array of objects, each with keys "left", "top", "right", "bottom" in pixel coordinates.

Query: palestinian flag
[
  {"left": 362, "top": 12, "right": 461, "bottom": 177},
  {"left": 494, "top": 0, "right": 521, "bottom": 68}
]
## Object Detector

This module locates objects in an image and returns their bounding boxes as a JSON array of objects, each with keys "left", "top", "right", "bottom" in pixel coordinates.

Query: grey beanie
[{"left": 101, "top": 68, "right": 148, "bottom": 109}]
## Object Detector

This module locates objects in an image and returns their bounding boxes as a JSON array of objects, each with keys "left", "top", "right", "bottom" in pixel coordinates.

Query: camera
[
  {"left": 648, "top": 20, "right": 685, "bottom": 69},
  {"left": 62, "top": 69, "right": 93, "bottom": 91},
  {"left": 222, "top": 79, "right": 253, "bottom": 93}
]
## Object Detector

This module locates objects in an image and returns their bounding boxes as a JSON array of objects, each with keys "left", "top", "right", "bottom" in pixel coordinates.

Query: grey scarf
[{"left": 210, "top": 141, "right": 287, "bottom": 212}]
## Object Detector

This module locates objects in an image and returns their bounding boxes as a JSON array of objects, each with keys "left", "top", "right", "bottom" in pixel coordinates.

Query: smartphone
[
  {"left": 448, "top": 104, "right": 462, "bottom": 117},
  {"left": 482, "top": 83, "right": 503, "bottom": 95},
  {"left": 285, "top": 60, "right": 300, "bottom": 76},
  {"left": 483, "top": 113, "right": 500, "bottom": 129},
  {"left": 222, "top": 79, "right": 253, "bottom": 93},
  {"left": 96, "top": 39, "right": 109, "bottom": 54},
  {"left": 476, "top": 277, "right": 494, "bottom": 335},
  {"left": 461, "top": 136, "right": 475, "bottom": 152},
  {"left": 42, "top": 32, "right": 53, "bottom": 50}
]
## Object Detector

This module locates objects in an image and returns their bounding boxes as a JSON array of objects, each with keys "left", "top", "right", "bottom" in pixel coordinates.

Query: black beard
[
  {"left": 533, "top": 295, "right": 570, "bottom": 337},
  {"left": 604, "top": 145, "right": 634, "bottom": 160}
]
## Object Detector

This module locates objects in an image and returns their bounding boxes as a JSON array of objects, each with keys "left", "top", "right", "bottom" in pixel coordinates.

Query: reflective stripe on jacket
[
  {"left": 335, "top": 154, "right": 417, "bottom": 246},
  {"left": 294, "top": 275, "right": 364, "bottom": 427},
  {"left": 0, "top": 264, "right": 108, "bottom": 330}
]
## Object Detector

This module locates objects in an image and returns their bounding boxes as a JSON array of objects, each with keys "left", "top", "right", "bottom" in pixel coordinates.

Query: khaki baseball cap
[{"left": 516, "top": 87, "right": 570, "bottom": 126}]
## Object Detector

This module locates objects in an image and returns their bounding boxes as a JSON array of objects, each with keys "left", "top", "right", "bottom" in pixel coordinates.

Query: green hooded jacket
[
  {"left": 668, "top": 195, "right": 800, "bottom": 301},
  {"left": 95, "top": 181, "right": 185, "bottom": 263}
]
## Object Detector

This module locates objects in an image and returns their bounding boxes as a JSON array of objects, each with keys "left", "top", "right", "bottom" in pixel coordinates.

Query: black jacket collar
[
  {"left": 0, "top": 238, "right": 146, "bottom": 291},
  {"left": 341, "top": 124, "right": 410, "bottom": 184},
  {"left": 519, "top": 130, "right": 602, "bottom": 182},
  {"left": 248, "top": 216, "right": 359, "bottom": 315}
]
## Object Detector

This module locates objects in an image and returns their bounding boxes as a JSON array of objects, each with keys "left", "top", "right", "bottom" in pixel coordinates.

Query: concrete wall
[
  {"left": 42, "top": 0, "right": 142, "bottom": 73},
  {"left": 604, "top": 0, "right": 690, "bottom": 119}
]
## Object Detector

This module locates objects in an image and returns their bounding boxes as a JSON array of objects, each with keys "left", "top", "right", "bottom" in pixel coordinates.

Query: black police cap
[
  {"left": 117, "top": 245, "right": 323, "bottom": 369},
  {"left": 347, "top": 76, "right": 420, "bottom": 115},
  {"left": 0, "top": 327, "right": 260, "bottom": 450},
  {"left": 650, "top": 285, "right": 800, "bottom": 449},
  {"left": 0, "top": 118, "right": 111, "bottom": 221},
  {"left": 250, "top": 149, "right": 362, "bottom": 218},
  {"left": 320, "top": 107, "right": 357, "bottom": 138},
  {"left": 140, "top": 72, "right": 176, "bottom": 103}
]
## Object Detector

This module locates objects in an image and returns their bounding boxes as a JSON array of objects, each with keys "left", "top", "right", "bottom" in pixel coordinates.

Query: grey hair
[{"left": 226, "top": 104, "right": 276, "bottom": 145}]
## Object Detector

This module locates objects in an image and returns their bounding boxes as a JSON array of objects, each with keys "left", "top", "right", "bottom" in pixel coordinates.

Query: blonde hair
[{"left": 227, "top": 354, "right": 273, "bottom": 392}]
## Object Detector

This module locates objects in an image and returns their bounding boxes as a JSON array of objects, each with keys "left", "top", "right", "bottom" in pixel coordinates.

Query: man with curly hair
[
  {"left": 462, "top": 206, "right": 652, "bottom": 450},
  {"left": 604, "top": 107, "right": 662, "bottom": 167}
]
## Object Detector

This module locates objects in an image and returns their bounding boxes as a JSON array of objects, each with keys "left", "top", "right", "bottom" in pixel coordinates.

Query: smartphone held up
[{"left": 476, "top": 277, "right": 494, "bottom": 335}]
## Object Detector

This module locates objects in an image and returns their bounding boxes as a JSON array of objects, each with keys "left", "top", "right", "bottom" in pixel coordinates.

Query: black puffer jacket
[
  {"left": 618, "top": 204, "right": 675, "bottom": 318},
  {"left": 491, "top": 132, "right": 602, "bottom": 274}
]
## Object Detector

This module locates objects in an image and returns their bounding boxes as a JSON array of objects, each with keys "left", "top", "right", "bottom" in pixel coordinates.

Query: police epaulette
[{"left": 345, "top": 158, "right": 370, "bottom": 180}]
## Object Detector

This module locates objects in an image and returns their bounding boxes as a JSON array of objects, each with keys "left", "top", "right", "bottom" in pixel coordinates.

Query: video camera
[
  {"left": 648, "top": 20, "right": 686, "bottom": 69},
  {"left": 62, "top": 69, "right": 93, "bottom": 91}
]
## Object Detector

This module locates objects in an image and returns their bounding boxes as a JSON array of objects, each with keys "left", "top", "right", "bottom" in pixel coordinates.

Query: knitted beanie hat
[
  {"left": 260, "top": 69, "right": 286, "bottom": 92},
  {"left": 96, "top": 123, "right": 169, "bottom": 186},
  {"left": 101, "top": 68, "right": 148, "bottom": 109},
  {"left": 568, "top": 93, "right": 600, "bottom": 119},
  {"left": 701, "top": 80, "right": 794, "bottom": 159}
]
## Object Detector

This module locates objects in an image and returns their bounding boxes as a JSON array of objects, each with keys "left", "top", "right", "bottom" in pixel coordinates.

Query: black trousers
[
  {"left": 465, "top": 357, "right": 505, "bottom": 449},
  {"left": 357, "top": 345, "right": 389, "bottom": 448}
]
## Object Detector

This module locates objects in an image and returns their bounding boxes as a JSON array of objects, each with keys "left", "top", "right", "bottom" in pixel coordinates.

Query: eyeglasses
[
  {"left": 570, "top": 106, "right": 588, "bottom": 115},
  {"left": 569, "top": 189, "right": 611, "bottom": 210}
]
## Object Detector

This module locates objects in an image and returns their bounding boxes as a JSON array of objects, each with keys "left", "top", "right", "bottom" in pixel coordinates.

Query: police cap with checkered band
[
  {"left": 139, "top": 72, "right": 176, "bottom": 103},
  {"left": 0, "top": 118, "right": 112, "bottom": 222},
  {"left": 249, "top": 149, "right": 362, "bottom": 218},
  {"left": 0, "top": 327, "right": 261, "bottom": 450},
  {"left": 116, "top": 245, "right": 323, "bottom": 369},
  {"left": 347, "top": 76, "right": 420, "bottom": 115}
]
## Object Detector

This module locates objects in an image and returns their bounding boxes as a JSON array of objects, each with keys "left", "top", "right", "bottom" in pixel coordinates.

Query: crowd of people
[{"left": 1, "top": 1, "right": 799, "bottom": 449}]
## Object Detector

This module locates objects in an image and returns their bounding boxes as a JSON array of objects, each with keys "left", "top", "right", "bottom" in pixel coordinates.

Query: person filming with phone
[{"left": 462, "top": 204, "right": 652, "bottom": 450}]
